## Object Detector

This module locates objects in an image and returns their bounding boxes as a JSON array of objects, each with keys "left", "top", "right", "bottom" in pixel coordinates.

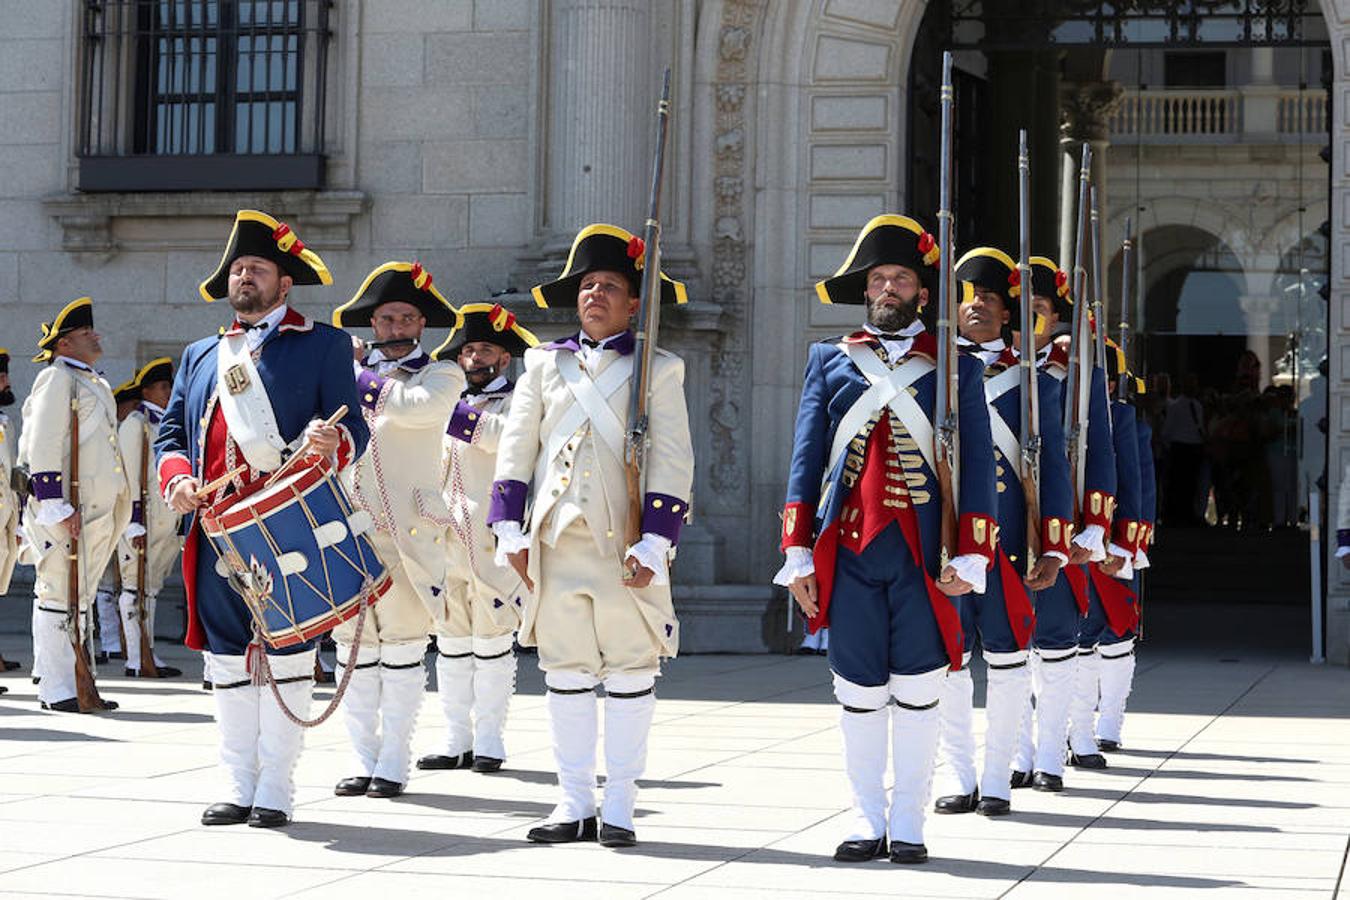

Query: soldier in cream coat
[
  {"left": 417, "top": 304, "right": 537, "bottom": 774},
  {"left": 21, "top": 298, "right": 131, "bottom": 712},
  {"left": 115, "top": 358, "right": 184, "bottom": 678},
  {"left": 488, "top": 225, "right": 694, "bottom": 848},
  {"left": 94, "top": 379, "right": 144, "bottom": 665},
  {"left": 330, "top": 261, "right": 464, "bottom": 799},
  {"left": 0, "top": 349, "right": 21, "bottom": 682}
]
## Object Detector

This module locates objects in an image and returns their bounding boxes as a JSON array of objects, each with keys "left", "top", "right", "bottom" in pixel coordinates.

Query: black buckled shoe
[
  {"left": 527, "top": 817, "right": 598, "bottom": 843},
  {"left": 125, "top": 666, "right": 183, "bottom": 679},
  {"left": 833, "top": 836, "right": 888, "bottom": 862},
  {"left": 598, "top": 823, "right": 637, "bottom": 847},
  {"left": 1032, "top": 772, "right": 1064, "bottom": 792},
  {"left": 201, "top": 802, "right": 250, "bottom": 826},
  {"left": 976, "top": 796, "right": 1011, "bottom": 817},
  {"left": 41, "top": 698, "right": 82, "bottom": 713},
  {"left": 1068, "top": 751, "right": 1108, "bottom": 769},
  {"left": 334, "top": 776, "right": 371, "bottom": 796},
  {"left": 0, "top": 685, "right": 6, "bottom": 694},
  {"left": 889, "top": 841, "right": 929, "bottom": 864},
  {"left": 247, "top": 807, "right": 290, "bottom": 828},
  {"left": 1096, "top": 738, "right": 1120, "bottom": 752},
  {"left": 366, "top": 777, "right": 403, "bottom": 798},
  {"left": 1, "top": 658, "right": 21, "bottom": 672},
  {"left": 417, "top": 751, "right": 474, "bottom": 770},
  {"left": 1010, "top": 770, "right": 1035, "bottom": 789},
  {"left": 472, "top": 756, "right": 503, "bottom": 773},
  {"left": 934, "top": 789, "right": 979, "bottom": 814}
]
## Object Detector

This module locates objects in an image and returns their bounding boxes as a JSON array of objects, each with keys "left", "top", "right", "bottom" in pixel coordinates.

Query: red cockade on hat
[
  {"left": 410, "top": 261, "right": 433, "bottom": 291},
  {"left": 1007, "top": 268, "right": 1022, "bottom": 298},
  {"left": 272, "top": 222, "right": 306, "bottom": 256},
  {"left": 627, "top": 235, "right": 646, "bottom": 270}
]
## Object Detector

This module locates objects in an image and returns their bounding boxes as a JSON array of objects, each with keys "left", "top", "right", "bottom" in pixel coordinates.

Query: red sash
[{"left": 997, "top": 548, "right": 1036, "bottom": 649}]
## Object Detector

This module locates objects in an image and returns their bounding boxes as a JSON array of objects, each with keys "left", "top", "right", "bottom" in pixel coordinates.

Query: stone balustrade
[{"left": 1110, "top": 87, "right": 1328, "bottom": 142}]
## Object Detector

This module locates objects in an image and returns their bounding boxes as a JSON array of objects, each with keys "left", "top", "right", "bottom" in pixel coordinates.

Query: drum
[{"left": 200, "top": 458, "right": 391, "bottom": 649}]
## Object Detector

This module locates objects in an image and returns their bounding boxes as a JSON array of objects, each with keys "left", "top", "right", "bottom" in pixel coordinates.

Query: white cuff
[
  {"left": 772, "top": 545, "right": 815, "bottom": 587},
  {"left": 124, "top": 523, "right": 147, "bottom": 540},
  {"left": 625, "top": 534, "right": 672, "bottom": 586},
  {"left": 35, "top": 499, "right": 75, "bottom": 526},
  {"left": 491, "top": 521, "right": 530, "bottom": 568},
  {"left": 948, "top": 553, "right": 988, "bottom": 595},
  {"left": 1044, "top": 550, "right": 1069, "bottom": 564},
  {"left": 1337, "top": 545, "right": 1350, "bottom": 559},
  {"left": 1134, "top": 549, "right": 1151, "bottom": 570},
  {"left": 1108, "top": 543, "right": 1135, "bottom": 580},
  {"left": 163, "top": 473, "right": 194, "bottom": 502},
  {"left": 1074, "top": 524, "right": 1107, "bottom": 562}
]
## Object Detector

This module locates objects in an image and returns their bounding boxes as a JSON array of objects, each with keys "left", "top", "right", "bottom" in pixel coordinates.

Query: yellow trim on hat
[
  {"left": 432, "top": 302, "right": 540, "bottom": 359},
  {"left": 957, "top": 247, "right": 1017, "bottom": 272},
  {"left": 132, "top": 356, "right": 174, "bottom": 388},
  {"left": 199, "top": 209, "right": 333, "bottom": 302},
  {"left": 113, "top": 378, "right": 139, "bottom": 398},
  {"left": 532, "top": 223, "right": 688, "bottom": 308},
  {"left": 1030, "top": 255, "right": 1072, "bottom": 303},
  {"left": 33, "top": 296, "right": 93, "bottom": 362},
  {"left": 830, "top": 215, "right": 931, "bottom": 279},
  {"left": 331, "top": 261, "right": 457, "bottom": 326}
]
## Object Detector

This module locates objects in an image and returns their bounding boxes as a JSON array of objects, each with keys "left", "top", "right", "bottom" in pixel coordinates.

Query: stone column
[
  {"left": 1058, "top": 81, "right": 1123, "bottom": 273},
  {"left": 542, "top": 0, "right": 653, "bottom": 240},
  {"left": 1238, "top": 294, "right": 1280, "bottom": 384}
]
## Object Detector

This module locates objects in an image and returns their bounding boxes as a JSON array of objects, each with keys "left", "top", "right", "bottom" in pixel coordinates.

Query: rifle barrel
[{"left": 1119, "top": 217, "right": 1134, "bottom": 398}]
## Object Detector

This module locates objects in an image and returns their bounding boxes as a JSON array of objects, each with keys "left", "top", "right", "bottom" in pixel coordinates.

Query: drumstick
[
  {"left": 264, "top": 405, "right": 350, "bottom": 487},
  {"left": 196, "top": 465, "right": 249, "bottom": 499}
]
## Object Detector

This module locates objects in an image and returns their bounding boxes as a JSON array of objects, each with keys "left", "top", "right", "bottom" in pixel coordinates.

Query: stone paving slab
[{"left": 0, "top": 630, "right": 1346, "bottom": 899}]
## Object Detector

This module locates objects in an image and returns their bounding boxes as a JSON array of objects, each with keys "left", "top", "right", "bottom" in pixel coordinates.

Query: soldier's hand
[
  {"left": 1067, "top": 544, "right": 1092, "bottom": 565},
  {"left": 622, "top": 557, "right": 655, "bottom": 589},
  {"left": 789, "top": 573, "right": 819, "bottom": 618},
  {"left": 1024, "top": 555, "right": 1063, "bottom": 591},
  {"left": 507, "top": 549, "right": 534, "bottom": 593},
  {"left": 936, "top": 565, "right": 973, "bottom": 596},
  {"left": 351, "top": 334, "right": 366, "bottom": 362},
  {"left": 168, "top": 477, "right": 204, "bottom": 514},
  {"left": 61, "top": 511, "right": 82, "bottom": 540},
  {"left": 1098, "top": 554, "right": 1126, "bottom": 577},
  {"left": 304, "top": 421, "right": 340, "bottom": 457},
  {"left": 132, "top": 535, "right": 146, "bottom": 551}
]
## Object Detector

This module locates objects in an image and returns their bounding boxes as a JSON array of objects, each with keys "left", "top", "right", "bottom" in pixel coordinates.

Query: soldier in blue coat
[
  {"left": 932, "top": 248, "right": 1074, "bottom": 817},
  {"left": 775, "top": 215, "right": 998, "bottom": 865},
  {"left": 1011, "top": 258, "right": 1120, "bottom": 791},
  {"left": 1067, "top": 339, "right": 1142, "bottom": 770},
  {"left": 156, "top": 210, "right": 369, "bottom": 829}
]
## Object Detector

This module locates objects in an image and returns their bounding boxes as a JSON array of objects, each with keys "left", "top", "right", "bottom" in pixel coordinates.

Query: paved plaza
[{"left": 0, "top": 608, "right": 1346, "bottom": 900}]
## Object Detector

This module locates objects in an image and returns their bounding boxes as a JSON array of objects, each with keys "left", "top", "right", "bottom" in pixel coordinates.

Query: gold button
[
  {"left": 365, "top": 393, "right": 374, "bottom": 402},
  {"left": 671, "top": 503, "right": 681, "bottom": 512},
  {"left": 409, "top": 527, "right": 418, "bottom": 536},
  {"left": 467, "top": 412, "right": 477, "bottom": 421},
  {"left": 114, "top": 467, "right": 121, "bottom": 474},
  {"left": 652, "top": 498, "right": 663, "bottom": 509},
  {"left": 851, "top": 530, "right": 859, "bottom": 539},
  {"left": 551, "top": 489, "right": 559, "bottom": 497},
  {"left": 583, "top": 470, "right": 591, "bottom": 478},
  {"left": 606, "top": 530, "right": 614, "bottom": 538},
  {"left": 433, "top": 536, "right": 441, "bottom": 544}
]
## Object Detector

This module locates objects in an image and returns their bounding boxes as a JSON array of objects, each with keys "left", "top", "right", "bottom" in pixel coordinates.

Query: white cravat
[
  {"left": 242, "top": 303, "right": 290, "bottom": 352},
  {"left": 366, "top": 344, "right": 423, "bottom": 376},
  {"left": 863, "top": 320, "right": 925, "bottom": 365}
]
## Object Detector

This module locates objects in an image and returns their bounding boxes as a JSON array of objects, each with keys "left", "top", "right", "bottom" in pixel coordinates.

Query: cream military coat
[
  {"left": 336, "top": 351, "right": 464, "bottom": 647},
  {"left": 115, "top": 404, "right": 182, "bottom": 595},
  {"left": 493, "top": 340, "right": 694, "bottom": 657},
  {"left": 19, "top": 361, "right": 132, "bottom": 611}
]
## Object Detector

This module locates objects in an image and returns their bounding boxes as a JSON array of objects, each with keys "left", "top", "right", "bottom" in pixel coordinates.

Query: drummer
[
  {"left": 156, "top": 210, "right": 368, "bottom": 829},
  {"left": 329, "top": 262, "right": 463, "bottom": 799}
]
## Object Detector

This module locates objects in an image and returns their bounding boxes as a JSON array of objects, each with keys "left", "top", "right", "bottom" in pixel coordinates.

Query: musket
[
  {"left": 1089, "top": 186, "right": 1113, "bottom": 419},
  {"left": 1062, "top": 143, "right": 1093, "bottom": 518},
  {"left": 67, "top": 385, "right": 103, "bottom": 711},
  {"left": 1118, "top": 217, "right": 1135, "bottom": 399},
  {"left": 933, "top": 51, "right": 960, "bottom": 566},
  {"left": 624, "top": 68, "right": 673, "bottom": 554},
  {"left": 135, "top": 422, "right": 160, "bottom": 678},
  {"left": 1016, "top": 130, "right": 1041, "bottom": 574}
]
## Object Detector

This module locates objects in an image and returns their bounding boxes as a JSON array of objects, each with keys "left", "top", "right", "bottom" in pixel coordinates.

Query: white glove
[
  {"left": 34, "top": 499, "right": 75, "bottom": 527},
  {"left": 1134, "top": 548, "right": 1151, "bottom": 570},
  {"left": 772, "top": 545, "right": 815, "bottom": 587},
  {"left": 123, "top": 522, "right": 147, "bottom": 540},
  {"left": 1074, "top": 523, "right": 1107, "bottom": 562},
  {"left": 1107, "top": 542, "right": 1135, "bottom": 580},
  {"left": 624, "top": 533, "right": 672, "bottom": 586},
  {"left": 491, "top": 520, "right": 531, "bottom": 568},
  {"left": 947, "top": 553, "right": 988, "bottom": 594}
]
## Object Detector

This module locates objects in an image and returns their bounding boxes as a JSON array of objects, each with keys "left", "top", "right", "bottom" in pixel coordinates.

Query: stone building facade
[{"left": 2, "top": 0, "right": 1348, "bottom": 660}]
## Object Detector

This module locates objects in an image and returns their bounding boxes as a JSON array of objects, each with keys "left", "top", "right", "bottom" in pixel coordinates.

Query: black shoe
[
  {"left": 247, "top": 807, "right": 290, "bottom": 828},
  {"left": 417, "top": 751, "right": 474, "bottom": 770},
  {"left": 201, "top": 802, "right": 250, "bottom": 826},
  {"left": 31, "top": 676, "right": 39, "bottom": 685},
  {"left": 1096, "top": 738, "right": 1120, "bottom": 752},
  {"left": 334, "top": 776, "right": 371, "bottom": 796},
  {"left": 41, "top": 698, "right": 81, "bottom": 713},
  {"left": 202, "top": 680, "right": 213, "bottom": 691},
  {"left": 366, "top": 777, "right": 403, "bottom": 798},
  {"left": 598, "top": 823, "right": 637, "bottom": 847},
  {"left": 1068, "top": 751, "right": 1108, "bottom": 769},
  {"left": 833, "top": 836, "right": 888, "bottom": 862},
  {"left": 1, "top": 659, "right": 21, "bottom": 671},
  {"left": 0, "top": 685, "right": 7, "bottom": 694},
  {"left": 472, "top": 756, "right": 503, "bottom": 774},
  {"left": 314, "top": 668, "right": 335, "bottom": 686},
  {"left": 1032, "top": 772, "right": 1064, "bottom": 792},
  {"left": 1010, "top": 770, "right": 1035, "bottom": 789},
  {"left": 889, "top": 841, "right": 928, "bottom": 864},
  {"left": 125, "top": 666, "right": 183, "bottom": 679},
  {"left": 527, "top": 817, "right": 598, "bottom": 843},
  {"left": 94, "top": 651, "right": 109, "bottom": 665},
  {"left": 976, "top": 797, "right": 1011, "bottom": 817},
  {"left": 934, "top": 789, "right": 979, "bottom": 814}
]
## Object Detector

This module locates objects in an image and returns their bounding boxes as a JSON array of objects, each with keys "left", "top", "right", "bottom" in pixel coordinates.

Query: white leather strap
[
  {"left": 984, "top": 369, "right": 1023, "bottom": 480},
  {"left": 215, "top": 335, "right": 285, "bottom": 472},
  {"left": 548, "top": 352, "right": 632, "bottom": 466},
  {"left": 825, "top": 344, "right": 935, "bottom": 486}
]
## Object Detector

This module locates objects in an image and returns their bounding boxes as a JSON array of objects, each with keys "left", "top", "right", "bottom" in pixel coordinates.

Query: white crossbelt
[
  {"left": 215, "top": 335, "right": 285, "bottom": 471},
  {"left": 549, "top": 351, "right": 632, "bottom": 467},
  {"left": 984, "top": 366, "right": 1023, "bottom": 479}
]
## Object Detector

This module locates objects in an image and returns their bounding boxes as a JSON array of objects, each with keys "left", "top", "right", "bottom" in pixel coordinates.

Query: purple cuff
[
  {"left": 640, "top": 492, "right": 688, "bottom": 544},
  {"left": 487, "top": 479, "right": 528, "bottom": 525},
  {"left": 30, "top": 470, "right": 64, "bottom": 501},
  {"left": 356, "top": 368, "right": 387, "bottom": 411},
  {"left": 1339, "top": 529, "right": 1350, "bottom": 550},
  {"left": 131, "top": 501, "right": 144, "bottom": 526},
  {"left": 446, "top": 399, "right": 481, "bottom": 443}
]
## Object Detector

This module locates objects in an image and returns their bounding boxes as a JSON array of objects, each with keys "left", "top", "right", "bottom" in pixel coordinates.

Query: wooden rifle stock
[
  {"left": 624, "top": 68, "right": 673, "bottom": 554},
  {"left": 136, "top": 423, "right": 159, "bottom": 678},
  {"left": 67, "top": 388, "right": 103, "bottom": 711},
  {"left": 933, "top": 52, "right": 960, "bottom": 567},
  {"left": 1016, "top": 129, "right": 1042, "bottom": 572}
]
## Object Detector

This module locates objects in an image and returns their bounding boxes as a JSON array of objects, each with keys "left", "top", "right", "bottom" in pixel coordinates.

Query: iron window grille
[{"left": 77, "top": 0, "right": 333, "bottom": 192}]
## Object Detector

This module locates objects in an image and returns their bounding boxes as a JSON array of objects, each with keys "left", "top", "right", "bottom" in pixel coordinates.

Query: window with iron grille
[{"left": 78, "top": 0, "right": 333, "bottom": 192}]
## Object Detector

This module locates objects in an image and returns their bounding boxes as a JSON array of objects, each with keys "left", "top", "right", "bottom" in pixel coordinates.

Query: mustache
[{"left": 465, "top": 364, "right": 499, "bottom": 379}]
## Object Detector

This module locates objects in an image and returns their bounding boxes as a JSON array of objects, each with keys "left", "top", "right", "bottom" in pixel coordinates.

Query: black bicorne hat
[
  {"left": 815, "top": 215, "right": 942, "bottom": 305},
  {"left": 333, "top": 261, "right": 459, "bottom": 329},
  {"left": 199, "top": 210, "right": 332, "bottom": 301},
  {"left": 531, "top": 224, "right": 688, "bottom": 309},
  {"left": 34, "top": 297, "right": 95, "bottom": 363},
  {"left": 432, "top": 302, "right": 539, "bottom": 360},
  {"left": 1030, "top": 256, "right": 1073, "bottom": 323},
  {"left": 955, "top": 247, "right": 1022, "bottom": 322}
]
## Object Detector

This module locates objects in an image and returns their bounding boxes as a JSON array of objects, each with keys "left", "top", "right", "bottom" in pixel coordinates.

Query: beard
[
  {"left": 866, "top": 289, "right": 920, "bottom": 333},
  {"left": 0, "top": 388, "right": 13, "bottom": 408},
  {"left": 464, "top": 362, "right": 500, "bottom": 387},
  {"left": 227, "top": 280, "right": 283, "bottom": 316}
]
